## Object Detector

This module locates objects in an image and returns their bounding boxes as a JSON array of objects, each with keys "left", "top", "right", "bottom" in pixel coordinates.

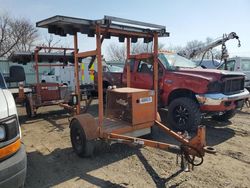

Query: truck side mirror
[{"left": 4, "top": 65, "right": 25, "bottom": 83}]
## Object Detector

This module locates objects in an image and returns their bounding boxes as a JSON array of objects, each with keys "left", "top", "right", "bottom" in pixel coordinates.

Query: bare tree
[
  {"left": 106, "top": 41, "right": 165, "bottom": 61},
  {"left": 107, "top": 43, "right": 126, "bottom": 61},
  {"left": 0, "top": 13, "right": 38, "bottom": 57},
  {"left": 39, "top": 34, "right": 63, "bottom": 52},
  {"left": 167, "top": 43, "right": 184, "bottom": 53}
]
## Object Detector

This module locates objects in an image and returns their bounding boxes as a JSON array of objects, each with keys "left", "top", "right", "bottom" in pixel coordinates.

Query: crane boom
[{"left": 178, "top": 32, "right": 241, "bottom": 59}]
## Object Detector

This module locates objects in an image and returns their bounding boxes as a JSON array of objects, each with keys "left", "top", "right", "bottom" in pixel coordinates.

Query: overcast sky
[{"left": 1, "top": 0, "right": 249, "bottom": 58}]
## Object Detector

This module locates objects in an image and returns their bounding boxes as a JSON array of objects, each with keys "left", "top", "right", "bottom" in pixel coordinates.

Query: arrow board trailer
[
  {"left": 37, "top": 15, "right": 215, "bottom": 171},
  {"left": 9, "top": 48, "right": 94, "bottom": 117}
]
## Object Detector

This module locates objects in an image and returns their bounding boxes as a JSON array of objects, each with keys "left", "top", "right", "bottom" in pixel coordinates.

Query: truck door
[
  {"left": 240, "top": 59, "right": 250, "bottom": 87},
  {"left": 132, "top": 60, "right": 153, "bottom": 89}
]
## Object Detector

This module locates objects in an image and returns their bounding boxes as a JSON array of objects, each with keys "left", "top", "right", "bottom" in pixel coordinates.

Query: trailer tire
[
  {"left": 211, "top": 109, "right": 236, "bottom": 122},
  {"left": 167, "top": 97, "right": 201, "bottom": 132},
  {"left": 70, "top": 119, "right": 95, "bottom": 157},
  {"left": 25, "top": 100, "right": 32, "bottom": 118}
]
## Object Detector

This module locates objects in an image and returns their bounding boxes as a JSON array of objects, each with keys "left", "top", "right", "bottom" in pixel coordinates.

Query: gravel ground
[{"left": 18, "top": 102, "right": 250, "bottom": 188}]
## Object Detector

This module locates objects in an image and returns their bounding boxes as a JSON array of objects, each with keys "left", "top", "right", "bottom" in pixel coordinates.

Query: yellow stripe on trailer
[
  {"left": 89, "top": 63, "right": 95, "bottom": 81},
  {"left": 81, "top": 63, "right": 84, "bottom": 81}
]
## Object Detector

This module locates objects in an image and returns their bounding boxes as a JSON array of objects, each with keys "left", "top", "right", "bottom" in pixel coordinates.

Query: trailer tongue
[{"left": 36, "top": 15, "right": 215, "bottom": 171}]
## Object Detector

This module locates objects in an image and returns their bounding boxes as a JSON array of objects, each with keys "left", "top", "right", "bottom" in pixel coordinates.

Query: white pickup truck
[
  {"left": 199, "top": 57, "right": 250, "bottom": 90},
  {"left": 41, "top": 61, "right": 97, "bottom": 91},
  {"left": 218, "top": 57, "right": 250, "bottom": 90},
  {"left": 0, "top": 66, "right": 27, "bottom": 188}
]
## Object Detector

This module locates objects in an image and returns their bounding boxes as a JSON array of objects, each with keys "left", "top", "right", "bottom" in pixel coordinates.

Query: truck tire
[
  {"left": 167, "top": 97, "right": 201, "bottom": 131},
  {"left": 70, "top": 120, "right": 95, "bottom": 157},
  {"left": 211, "top": 109, "right": 236, "bottom": 122}
]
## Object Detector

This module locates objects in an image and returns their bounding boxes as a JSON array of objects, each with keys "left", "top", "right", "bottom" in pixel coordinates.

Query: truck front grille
[{"left": 223, "top": 77, "right": 245, "bottom": 95}]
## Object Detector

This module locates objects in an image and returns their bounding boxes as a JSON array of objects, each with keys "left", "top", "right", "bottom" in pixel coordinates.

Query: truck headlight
[{"left": 0, "top": 125, "right": 6, "bottom": 141}]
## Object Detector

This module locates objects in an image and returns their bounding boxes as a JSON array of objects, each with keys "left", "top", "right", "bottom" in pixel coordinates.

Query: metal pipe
[
  {"left": 96, "top": 24, "right": 104, "bottom": 127},
  {"left": 34, "top": 49, "right": 39, "bottom": 84},
  {"left": 35, "top": 46, "right": 75, "bottom": 51},
  {"left": 34, "top": 49, "right": 41, "bottom": 96},
  {"left": 155, "top": 120, "right": 189, "bottom": 144},
  {"left": 74, "top": 33, "right": 81, "bottom": 115},
  {"left": 99, "top": 28, "right": 154, "bottom": 38},
  {"left": 109, "top": 133, "right": 181, "bottom": 154},
  {"left": 153, "top": 33, "right": 158, "bottom": 119},
  {"left": 126, "top": 37, "right": 131, "bottom": 87},
  {"left": 76, "top": 50, "right": 97, "bottom": 58},
  {"left": 35, "top": 64, "right": 72, "bottom": 67}
]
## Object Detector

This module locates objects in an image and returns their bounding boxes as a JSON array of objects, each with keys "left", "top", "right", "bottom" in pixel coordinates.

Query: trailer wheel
[
  {"left": 167, "top": 97, "right": 201, "bottom": 132},
  {"left": 70, "top": 119, "right": 94, "bottom": 157},
  {"left": 25, "top": 100, "right": 32, "bottom": 118},
  {"left": 211, "top": 109, "right": 236, "bottom": 122}
]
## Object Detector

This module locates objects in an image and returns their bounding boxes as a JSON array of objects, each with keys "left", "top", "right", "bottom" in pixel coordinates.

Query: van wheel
[
  {"left": 70, "top": 120, "right": 95, "bottom": 157},
  {"left": 167, "top": 97, "right": 201, "bottom": 131},
  {"left": 211, "top": 109, "right": 236, "bottom": 121}
]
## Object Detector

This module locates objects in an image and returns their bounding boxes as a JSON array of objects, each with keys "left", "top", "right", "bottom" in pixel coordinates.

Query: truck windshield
[
  {"left": 0, "top": 73, "right": 7, "bottom": 89},
  {"left": 159, "top": 53, "right": 197, "bottom": 70}
]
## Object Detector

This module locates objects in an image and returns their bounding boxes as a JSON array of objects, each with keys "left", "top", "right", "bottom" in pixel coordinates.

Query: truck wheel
[
  {"left": 70, "top": 120, "right": 94, "bottom": 157},
  {"left": 211, "top": 109, "right": 236, "bottom": 122},
  {"left": 167, "top": 97, "right": 201, "bottom": 131}
]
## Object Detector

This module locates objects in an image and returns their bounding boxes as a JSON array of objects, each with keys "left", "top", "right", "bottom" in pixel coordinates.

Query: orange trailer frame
[
  {"left": 34, "top": 46, "right": 75, "bottom": 97},
  {"left": 36, "top": 15, "right": 214, "bottom": 170},
  {"left": 10, "top": 47, "right": 94, "bottom": 116}
]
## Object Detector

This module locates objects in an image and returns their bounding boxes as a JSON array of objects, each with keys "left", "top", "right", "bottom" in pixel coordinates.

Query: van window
[{"left": 241, "top": 59, "right": 250, "bottom": 71}]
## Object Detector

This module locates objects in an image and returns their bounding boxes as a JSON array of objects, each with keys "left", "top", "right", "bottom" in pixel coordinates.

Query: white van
[{"left": 0, "top": 66, "right": 27, "bottom": 188}]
